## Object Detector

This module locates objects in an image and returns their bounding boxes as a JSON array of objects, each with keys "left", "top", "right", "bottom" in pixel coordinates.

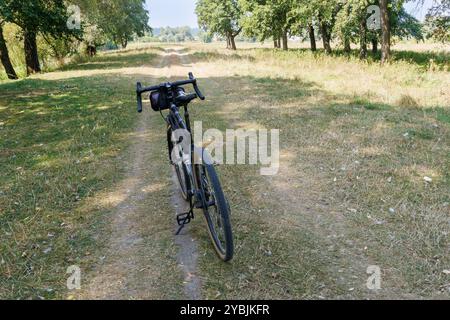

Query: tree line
[
  {"left": 0, "top": 0, "right": 150, "bottom": 79},
  {"left": 196, "top": 0, "right": 449, "bottom": 62},
  {"left": 157, "top": 27, "right": 194, "bottom": 42}
]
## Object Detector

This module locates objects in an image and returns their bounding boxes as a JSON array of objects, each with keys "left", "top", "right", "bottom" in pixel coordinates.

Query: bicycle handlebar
[{"left": 136, "top": 73, "right": 205, "bottom": 113}]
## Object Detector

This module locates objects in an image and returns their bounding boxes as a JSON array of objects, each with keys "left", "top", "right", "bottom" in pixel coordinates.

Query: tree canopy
[
  {"left": 94, "top": 0, "right": 151, "bottom": 49},
  {"left": 196, "top": 0, "right": 243, "bottom": 49},
  {"left": 424, "top": 0, "right": 449, "bottom": 42},
  {"left": 0, "top": 0, "right": 77, "bottom": 74},
  {"left": 0, "top": 0, "right": 150, "bottom": 78}
]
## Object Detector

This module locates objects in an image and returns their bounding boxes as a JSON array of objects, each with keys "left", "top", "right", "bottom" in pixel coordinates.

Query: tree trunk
[
  {"left": 359, "top": 15, "right": 367, "bottom": 59},
  {"left": 344, "top": 37, "right": 351, "bottom": 53},
  {"left": 282, "top": 31, "right": 288, "bottom": 50},
  {"left": 121, "top": 38, "right": 128, "bottom": 49},
  {"left": 230, "top": 35, "right": 237, "bottom": 50},
  {"left": 24, "top": 29, "right": 40, "bottom": 75},
  {"left": 0, "top": 24, "right": 18, "bottom": 80},
  {"left": 309, "top": 25, "right": 316, "bottom": 52},
  {"left": 320, "top": 22, "right": 332, "bottom": 54},
  {"left": 371, "top": 38, "right": 378, "bottom": 54},
  {"left": 379, "top": 0, "right": 391, "bottom": 63},
  {"left": 226, "top": 35, "right": 231, "bottom": 49},
  {"left": 277, "top": 38, "right": 281, "bottom": 48},
  {"left": 86, "top": 45, "right": 97, "bottom": 57},
  {"left": 274, "top": 37, "right": 278, "bottom": 48}
]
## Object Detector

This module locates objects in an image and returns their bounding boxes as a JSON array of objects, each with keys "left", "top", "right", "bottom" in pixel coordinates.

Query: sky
[
  {"left": 145, "top": 0, "right": 435, "bottom": 28},
  {"left": 145, "top": 0, "right": 198, "bottom": 28},
  {"left": 404, "top": 0, "right": 435, "bottom": 21}
]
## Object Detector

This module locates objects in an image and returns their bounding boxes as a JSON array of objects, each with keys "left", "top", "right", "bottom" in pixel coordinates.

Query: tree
[
  {"left": 67, "top": 0, "right": 150, "bottom": 52},
  {"left": 424, "top": 0, "right": 449, "bottom": 43},
  {"left": 0, "top": 21, "right": 17, "bottom": 79},
  {"left": 379, "top": 0, "right": 391, "bottom": 63},
  {"left": 289, "top": 0, "right": 319, "bottom": 52},
  {"left": 196, "top": 0, "right": 242, "bottom": 50},
  {"left": 300, "top": 0, "right": 342, "bottom": 54},
  {"left": 334, "top": 0, "right": 373, "bottom": 58},
  {"left": 241, "top": 0, "right": 295, "bottom": 50},
  {"left": 424, "top": 14, "right": 449, "bottom": 43},
  {"left": 308, "top": 24, "right": 317, "bottom": 51},
  {"left": 393, "top": 8, "right": 423, "bottom": 40},
  {"left": 319, "top": 1, "right": 342, "bottom": 54},
  {"left": 95, "top": 0, "right": 150, "bottom": 49},
  {"left": 0, "top": 0, "right": 76, "bottom": 75},
  {"left": 198, "top": 30, "right": 213, "bottom": 43},
  {"left": 379, "top": 0, "right": 414, "bottom": 63},
  {"left": 158, "top": 27, "right": 194, "bottom": 42},
  {"left": 41, "top": 34, "right": 81, "bottom": 65}
]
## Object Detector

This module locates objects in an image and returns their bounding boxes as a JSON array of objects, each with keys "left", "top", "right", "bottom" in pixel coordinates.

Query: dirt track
[{"left": 77, "top": 48, "right": 201, "bottom": 299}]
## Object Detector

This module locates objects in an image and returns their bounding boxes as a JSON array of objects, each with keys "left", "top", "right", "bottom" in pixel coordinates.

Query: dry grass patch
[{"left": 182, "top": 43, "right": 449, "bottom": 298}]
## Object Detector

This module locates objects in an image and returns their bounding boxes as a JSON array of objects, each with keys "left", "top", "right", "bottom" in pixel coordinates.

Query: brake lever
[{"left": 188, "top": 73, "right": 206, "bottom": 100}]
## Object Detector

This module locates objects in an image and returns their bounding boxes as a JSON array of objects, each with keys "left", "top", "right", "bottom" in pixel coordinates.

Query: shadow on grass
[
  {"left": 59, "top": 52, "right": 159, "bottom": 71},
  {"left": 193, "top": 73, "right": 449, "bottom": 298},
  {"left": 0, "top": 71, "right": 340, "bottom": 299},
  {"left": 392, "top": 49, "right": 449, "bottom": 69},
  {"left": 101, "top": 45, "right": 167, "bottom": 55},
  {"left": 0, "top": 68, "right": 164, "bottom": 299},
  {"left": 1, "top": 44, "right": 448, "bottom": 298},
  {"left": 187, "top": 51, "right": 256, "bottom": 63},
  {"left": 58, "top": 47, "right": 197, "bottom": 72}
]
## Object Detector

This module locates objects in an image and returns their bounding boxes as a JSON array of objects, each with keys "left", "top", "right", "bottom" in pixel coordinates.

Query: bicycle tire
[{"left": 196, "top": 164, "right": 234, "bottom": 261}]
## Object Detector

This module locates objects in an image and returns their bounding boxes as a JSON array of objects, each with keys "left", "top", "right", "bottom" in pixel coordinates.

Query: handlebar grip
[
  {"left": 188, "top": 72, "right": 206, "bottom": 101},
  {"left": 137, "top": 82, "right": 143, "bottom": 113},
  {"left": 194, "top": 83, "right": 206, "bottom": 100}
]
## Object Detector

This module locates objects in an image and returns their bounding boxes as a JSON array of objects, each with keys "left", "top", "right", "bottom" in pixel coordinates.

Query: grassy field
[
  {"left": 0, "top": 47, "right": 185, "bottom": 299},
  {"left": 0, "top": 41, "right": 449, "bottom": 299}
]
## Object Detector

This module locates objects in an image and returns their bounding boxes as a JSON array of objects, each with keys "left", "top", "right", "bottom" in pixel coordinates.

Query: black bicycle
[{"left": 136, "top": 73, "right": 234, "bottom": 262}]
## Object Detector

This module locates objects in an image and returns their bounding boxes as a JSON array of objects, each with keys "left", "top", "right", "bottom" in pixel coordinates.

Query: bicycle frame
[
  {"left": 166, "top": 102, "right": 201, "bottom": 203},
  {"left": 168, "top": 101, "right": 221, "bottom": 235},
  {"left": 136, "top": 73, "right": 234, "bottom": 260}
]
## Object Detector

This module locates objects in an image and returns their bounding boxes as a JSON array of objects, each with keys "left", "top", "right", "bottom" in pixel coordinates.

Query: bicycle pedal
[
  {"left": 176, "top": 211, "right": 194, "bottom": 226},
  {"left": 176, "top": 211, "right": 194, "bottom": 235}
]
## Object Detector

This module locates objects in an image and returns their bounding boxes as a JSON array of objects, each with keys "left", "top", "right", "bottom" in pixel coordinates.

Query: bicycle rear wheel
[{"left": 196, "top": 164, "right": 234, "bottom": 262}]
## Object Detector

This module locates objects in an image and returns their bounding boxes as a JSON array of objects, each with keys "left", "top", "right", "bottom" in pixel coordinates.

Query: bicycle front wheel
[{"left": 196, "top": 164, "right": 234, "bottom": 262}]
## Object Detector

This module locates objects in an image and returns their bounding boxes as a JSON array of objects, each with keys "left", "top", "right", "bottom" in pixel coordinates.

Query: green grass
[
  {"left": 0, "top": 66, "right": 148, "bottom": 299},
  {"left": 1, "top": 42, "right": 449, "bottom": 299},
  {"left": 182, "top": 44, "right": 449, "bottom": 298},
  {"left": 60, "top": 51, "right": 158, "bottom": 71}
]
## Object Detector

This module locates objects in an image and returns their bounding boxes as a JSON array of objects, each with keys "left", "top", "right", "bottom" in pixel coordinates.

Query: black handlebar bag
[
  {"left": 150, "top": 91, "right": 168, "bottom": 111},
  {"left": 150, "top": 87, "right": 185, "bottom": 111}
]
